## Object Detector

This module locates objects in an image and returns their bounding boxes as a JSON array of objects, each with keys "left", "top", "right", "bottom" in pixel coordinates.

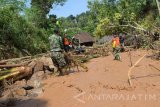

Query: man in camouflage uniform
[{"left": 48, "top": 30, "right": 66, "bottom": 76}]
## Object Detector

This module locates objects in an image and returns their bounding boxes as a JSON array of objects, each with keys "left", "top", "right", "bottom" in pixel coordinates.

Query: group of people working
[
  {"left": 48, "top": 29, "right": 82, "bottom": 76},
  {"left": 48, "top": 30, "right": 126, "bottom": 75}
]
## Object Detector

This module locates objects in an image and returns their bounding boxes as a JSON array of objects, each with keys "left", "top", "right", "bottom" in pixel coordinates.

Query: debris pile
[
  {"left": 0, "top": 56, "right": 54, "bottom": 106},
  {"left": 150, "top": 50, "right": 160, "bottom": 60},
  {"left": 85, "top": 44, "right": 110, "bottom": 57},
  {"left": 74, "top": 44, "right": 110, "bottom": 62},
  {"left": 150, "top": 41, "right": 160, "bottom": 60},
  {"left": 0, "top": 44, "right": 121, "bottom": 106}
]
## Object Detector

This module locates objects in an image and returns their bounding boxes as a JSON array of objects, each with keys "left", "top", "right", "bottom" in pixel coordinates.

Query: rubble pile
[
  {"left": 74, "top": 44, "right": 110, "bottom": 62},
  {"left": 0, "top": 44, "right": 112, "bottom": 106},
  {"left": 0, "top": 56, "right": 54, "bottom": 106},
  {"left": 150, "top": 41, "right": 160, "bottom": 60},
  {"left": 85, "top": 45, "right": 110, "bottom": 57}
]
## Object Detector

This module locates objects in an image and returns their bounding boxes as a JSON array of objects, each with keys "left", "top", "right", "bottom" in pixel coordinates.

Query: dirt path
[{"left": 17, "top": 50, "right": 160, "bottom": 107}]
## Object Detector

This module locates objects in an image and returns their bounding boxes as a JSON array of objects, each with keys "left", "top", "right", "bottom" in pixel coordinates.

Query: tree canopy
[
  {"left": 60, "top": 0, "right": 160, "bottom": 38},
  {"left": 0, "top": 0, "right": 159, "bottom": 59},
  {"left": 0, "top": 0, "right": 66, "bottom": 59}
]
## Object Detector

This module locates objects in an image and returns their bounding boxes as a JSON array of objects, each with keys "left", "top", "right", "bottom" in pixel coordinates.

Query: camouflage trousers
[
  {"left": 51, "top": 51, "right": 67, "bottom": 69},
  {"left": 113, "top": 47, "right": 121, "bottom": 60}
]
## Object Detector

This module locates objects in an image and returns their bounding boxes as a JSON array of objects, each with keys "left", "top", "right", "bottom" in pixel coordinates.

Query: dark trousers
[{"left": 64, "top": 45, "right": 70, "bottom": 52}]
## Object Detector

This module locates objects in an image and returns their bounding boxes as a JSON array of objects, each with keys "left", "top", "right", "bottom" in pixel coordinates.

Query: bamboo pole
[
  {"left": 0, "top": 67, "right": 32, "bottom": 81},
  {"left": 0, "top": 71, "right": 21, "bottom": 81},
  {"left": 128, "top": 54, "right": 147, "bottom": 86}
]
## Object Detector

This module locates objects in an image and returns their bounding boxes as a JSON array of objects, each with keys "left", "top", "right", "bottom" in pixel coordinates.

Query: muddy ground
[{"left": 16, "top": 50, "right": 160, "bottom": 107}]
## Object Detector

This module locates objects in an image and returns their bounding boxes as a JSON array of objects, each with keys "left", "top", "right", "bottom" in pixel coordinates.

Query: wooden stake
[
  {"left": 129, "top": 49, "right": 133, "bottom": 67},
  {"left": 128, "top": 54, "right": 147, "bottom": 86}
]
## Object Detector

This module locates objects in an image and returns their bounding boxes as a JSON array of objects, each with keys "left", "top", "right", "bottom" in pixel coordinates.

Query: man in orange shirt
[
  {"left": 112, "top": 34, "right": 121, "bottom": 60},
  {"left": 63, "top": 34, "right": 70, "bottom": 52}
]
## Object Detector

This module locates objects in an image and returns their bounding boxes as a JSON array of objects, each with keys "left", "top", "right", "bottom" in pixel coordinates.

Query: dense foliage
[
  {"left": 61, "top": 0, "right": 160, "bottom": 38},
  {"left": 0, "top": 0, "right": 65, "bottom": 59},
  {"left": 0, "top": 0, "right": 159, "bottom": 59},
  {"left": 89, "top": 0, "right": 160, "bottom": 38}
]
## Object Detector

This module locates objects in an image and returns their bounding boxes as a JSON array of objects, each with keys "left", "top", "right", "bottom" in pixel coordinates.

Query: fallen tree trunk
[
  {"left": 0, "top": 61, "right": 7, "bottom": 65},
  {"left": 0, "top": 71, "right": 21, "bottom": 81},
  {"left": 0, "top": 67, "right": 32, "bottom": 81},
  {"left": 0, "top": 56, "right": 31, "bottom": 64},
  {"left": 0, "top": 61, "right": 31, "bottom": 68}
]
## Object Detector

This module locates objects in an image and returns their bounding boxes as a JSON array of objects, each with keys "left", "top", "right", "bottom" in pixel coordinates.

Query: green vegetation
[
  {"left": 0, "top": 0, "right": 159, "bottom": 59},
  {"left": 61, "top": 0, "right": 160, "bottom": 38},
  {"left": 0, "top": 0, "right": 66, "bottom": 59}
]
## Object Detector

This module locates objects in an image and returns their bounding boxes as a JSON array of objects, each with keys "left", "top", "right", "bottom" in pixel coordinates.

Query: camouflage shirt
[{"left": 48, "top": 34, "right": 63, "bottom": 52}]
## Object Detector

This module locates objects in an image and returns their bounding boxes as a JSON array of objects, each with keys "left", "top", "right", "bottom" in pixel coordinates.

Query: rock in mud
[
  {"left": 27, "top": 88, "right": 44, "bottom": 98},
  {"left": 30, "top": 71, "right": 45, "bottom": 81},
  {"left": 31, "top": 88, "right": 44, "bottom": 95},
  {"left": 14, "top": 79, "right": 26, "bottom": 88},
  {"left": 27, "top": 79, "right": 42, "bottom": 89},
  {"left": 49, "top": 65, "right": 55, "bottom": 71},
  {"left": 34, "top": 61, "right": 44, "bottom": 72},
  {"left": 45, "top": 70, "right": 53, "bottom": 76},
  {"left": 14, "top": 88, "right": 27, "bottom": 96},
  {"left": 28, "top": 61, "right": 36, "bottom": 69}
]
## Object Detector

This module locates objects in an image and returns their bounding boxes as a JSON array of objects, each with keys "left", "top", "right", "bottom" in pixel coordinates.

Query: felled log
[
  {"left": 13, "top": 67, "right": 32, "bottom": 81},
  {"left": 0, "top": 71, "right": 21, "bottom": 81},
  {"left": 0, "top": 69, "right": 13, "bottom": 76},
  {"left": 0, "top": 67, "right": 32, "bottom": 81},
  {"left": 0, "top": 61, "right": 31, "bottom": 68},
  {"left": 0, "top": 56, "right": 31, "bottom": 64},
  {"left": 0, "top": 61, "right": 7, "bottom": 65}
]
